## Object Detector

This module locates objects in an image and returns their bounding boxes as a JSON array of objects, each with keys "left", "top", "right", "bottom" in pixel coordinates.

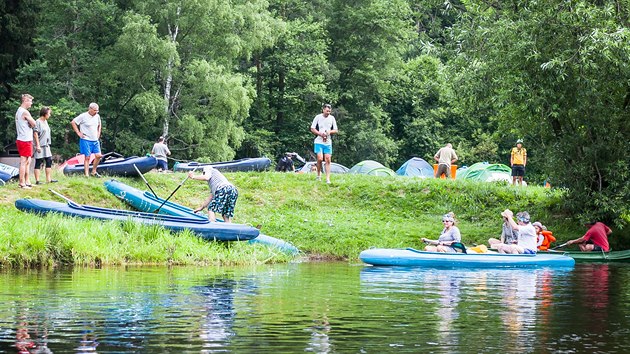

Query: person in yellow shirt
[{"left": 510, "top": 139, "right": 527, "bottom": 185}]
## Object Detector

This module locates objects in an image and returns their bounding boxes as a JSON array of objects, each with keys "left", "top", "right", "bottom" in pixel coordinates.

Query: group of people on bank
[
  {"left": 14, "top": 93, "right": 237, "bottom": 223},
  {"left": 422, "top": 209, "right": 612, "bottom": 254},
  {"left": 14, "top": 94, "right": 104, "bottom": 188}
]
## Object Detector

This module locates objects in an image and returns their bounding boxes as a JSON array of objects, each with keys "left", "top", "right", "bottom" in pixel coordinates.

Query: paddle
[
  {"left": 133, "top": 164, "right": 158, "bottom": 198},
  {"left": 153, "top": 167, "right": 198, "bottom": 214},
  {"left": 49, "top": 189, "right": 81, "bottom": 207},
  {"left": 550, "top": 242, "right": 570, "bottom": 250}
]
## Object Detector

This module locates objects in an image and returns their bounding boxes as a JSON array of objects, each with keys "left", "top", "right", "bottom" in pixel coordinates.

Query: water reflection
[
  {"left": 359, "top": 266, "right": 572, "bottom": 352},
  {"left": 75, "top": 327, "right": 98, "bottom": 353},
  {"left": 305, "top": 313, "right": 331, "bottom": 353},
  {"left": 193, "top": 277, "right": 238, "bottom": 348},
  {"left": 2, "top": 264, "right": 630, "bottom": 353}
]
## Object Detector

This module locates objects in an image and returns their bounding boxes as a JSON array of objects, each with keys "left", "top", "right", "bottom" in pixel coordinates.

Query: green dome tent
[
  {"left": 349, "top": 160, "right": 396, "bottom": 176},
  {"left": 456, "top": 162, "right": 513, "bottom": 183}
]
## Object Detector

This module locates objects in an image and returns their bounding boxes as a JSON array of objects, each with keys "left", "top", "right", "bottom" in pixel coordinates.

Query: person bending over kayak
[
  {"left": 189, "top": 166, "right": 239, "bottom": 223},
  {"left": 565, "top": 221, "right": 611, "bottom": 252},
  {"left": 496, "top": 210, "right": 537, "bottom": 254},
  {"left": 422, "top": 212, "right": 461, "bottom": 253}
]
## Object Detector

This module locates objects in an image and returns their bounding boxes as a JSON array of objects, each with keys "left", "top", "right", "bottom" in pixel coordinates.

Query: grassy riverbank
[{"left": 0, "top": 169, "right": 595, "bottom": 268}]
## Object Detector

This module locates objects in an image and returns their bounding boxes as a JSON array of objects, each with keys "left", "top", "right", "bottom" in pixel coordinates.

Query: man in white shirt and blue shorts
[
  {"left": 71, "top": 102, "right": 103, "bottom": 177},
  {"left": 310, "top": 104, "right": 338, "bottom": 184}
]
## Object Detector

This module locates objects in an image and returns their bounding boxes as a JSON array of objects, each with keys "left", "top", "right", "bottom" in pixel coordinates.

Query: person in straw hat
[
  {"left": 495, "top": 209, "right": 537, "bottom": 254},
  {"left": 488, "top": 209, "right": 519, "bottom": 249}
]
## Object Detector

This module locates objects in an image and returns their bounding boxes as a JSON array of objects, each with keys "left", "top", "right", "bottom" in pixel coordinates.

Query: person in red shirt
[{"left": 566, "top": 221, "right": 612, "bottom": 252}]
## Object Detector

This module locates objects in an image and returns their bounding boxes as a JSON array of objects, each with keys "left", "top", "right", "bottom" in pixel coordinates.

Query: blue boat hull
[
  {"left": 104, "top": 179, "right": 205, "bottom": 219},
  {"left": 15, "top": 198, "right": 259, "bottom": 242},
  {"left": 173, "top": 157, "right": 271, "bottom": 173},
  {"left": 63, "top": 156, "right": 157, "bottom": 177},
  {"left": 0, "top": 162, "right": 18, "bottom": 178},
  {"left": 104, "top": 179, "right": 299, "bottom": 254},
  {"left": 360, "top": 248, "right": 575, "bottom": 268},
  {"left": 0, "top": 170, "right": 11, "bottom": 183}
]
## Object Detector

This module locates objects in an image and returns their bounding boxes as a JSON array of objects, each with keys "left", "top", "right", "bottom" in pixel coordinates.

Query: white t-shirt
[
  {"left": 15, "top": 107, "right": 33, "bottom": 142},
  {"left": 72, "top": 112, "right": 101, "bottom": 141},
  {"left": 311, "top": 114, "right": 337, "bottom": 146},
  {"left": 517, "top": 224, "right": 538, "bottom": 252}
]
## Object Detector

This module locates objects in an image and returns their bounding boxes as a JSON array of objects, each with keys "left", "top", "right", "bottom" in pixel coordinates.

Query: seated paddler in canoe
[
  {"left": 421, "top": 212, "right": 464, "bottom": 253},
  {"left": 488, "top": 209, "right": 537, "bottom": 254},
  {"left": 533, "top": 221, "right": 556, "bottom": 251},
  {"left": 488, "top": 210, "right": 519, "bottom": 250},
  {"left": 560, "top": 221, "right": 612, "bottom": 252}
]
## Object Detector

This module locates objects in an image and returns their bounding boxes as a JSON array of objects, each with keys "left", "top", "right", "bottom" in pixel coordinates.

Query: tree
[{"left": 449, "top": 0, "right": 630, "bottom": 226}]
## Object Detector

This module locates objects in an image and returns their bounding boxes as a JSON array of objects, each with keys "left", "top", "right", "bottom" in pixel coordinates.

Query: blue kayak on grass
[
  {"left": 104, "top": 179, "right": 299, "bottom": 255},
  {"left": 173, "top": 157, "right": 271, "bottom": 173},
  {"left": 0, "top": 162, "right": 18, "bottom": 178},
  {"left": 360, "top": 248, "right": 575, "bottom": 268},
  {"left": 63, "top": 155, "right": 157, "bottom": 177},
  {"left": 15, "top": 198, "right": 259, "bottom": 242},
  {"left": 0, "top": 170, "right": 11, "bottom": 184}
]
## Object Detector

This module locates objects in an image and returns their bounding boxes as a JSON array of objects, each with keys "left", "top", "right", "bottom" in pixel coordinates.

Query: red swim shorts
[{"left": 16, "top": 140, "right": 33, "bottom": 157}]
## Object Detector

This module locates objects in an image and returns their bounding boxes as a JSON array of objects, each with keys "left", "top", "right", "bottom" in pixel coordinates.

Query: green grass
[{"left": 0, "top": 168, "right": 587, "bottom": 268}]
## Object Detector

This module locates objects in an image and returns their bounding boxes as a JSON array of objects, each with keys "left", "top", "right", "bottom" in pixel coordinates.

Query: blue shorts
[
  {"left": 79, "top": 139, "right": 101, "bottom": 156},
  {"left": 156, "top": 159, "right": 168, "bottom": 171},
  {"left": 523, "top": 248, "right": 536, "bottom": 255},
  {"left": 208, "top": 185, "right": 239, "bottom": 218},
  {"left": 314, "top": 143, "right": 332, "bottom": 155}
]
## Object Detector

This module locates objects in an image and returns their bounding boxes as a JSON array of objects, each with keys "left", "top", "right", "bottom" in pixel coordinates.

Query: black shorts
[
  {"left": 35, "top": 156, "right": 52, "bottom": 169},
  {"left": 512, "top": 164, "right": 525, "bottom": 177},
  {"left": 586, "top": 240, "right": 604, "bottom": 252}
]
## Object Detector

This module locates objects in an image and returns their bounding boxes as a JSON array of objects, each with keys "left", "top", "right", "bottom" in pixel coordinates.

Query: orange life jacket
[{"left": 538, "top": 231, "right": 556, "bottom": 251}]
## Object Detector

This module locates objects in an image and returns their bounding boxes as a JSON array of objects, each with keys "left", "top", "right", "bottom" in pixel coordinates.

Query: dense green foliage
[
  {"left": 3, "top": 170, "right": 623, "bottom": 268},
  {"left": 1, "top": 0, "right": 629, "bottom": 227}
]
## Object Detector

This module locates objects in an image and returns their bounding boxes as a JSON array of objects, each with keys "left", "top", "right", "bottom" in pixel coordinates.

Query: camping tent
[
  {"left": 296, "top": 161, "right": 349, "bottom": 174},
  {"left": 349, "top": 160, "right": 396, "bottom": 176},
  {"left": 456, "top": 162, "right": 518, "bottom": 184},
  {"left": 396, "top": 157, "right": 434, "bottom": 178}
]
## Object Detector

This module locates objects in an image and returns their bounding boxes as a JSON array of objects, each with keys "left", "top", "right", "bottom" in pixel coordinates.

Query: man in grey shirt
[
  {"left": 151, "top": 136, "right": 171, "bottom": 171},
  {"left": 434, "top": 143, "right": 458, "bottom": 178}
]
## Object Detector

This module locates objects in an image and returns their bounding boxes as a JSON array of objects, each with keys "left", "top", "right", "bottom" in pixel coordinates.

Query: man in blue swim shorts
[
  {"left": 71, "top": 102, "right": 103, "bottom": 177},
  {"left": 310, "top": 103, "right": 338, "bottom": 184}
]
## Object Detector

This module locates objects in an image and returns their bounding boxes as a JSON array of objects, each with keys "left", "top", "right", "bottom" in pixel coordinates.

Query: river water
[{"left": 0, "top": 262, "right": 629, "bottom": 353}]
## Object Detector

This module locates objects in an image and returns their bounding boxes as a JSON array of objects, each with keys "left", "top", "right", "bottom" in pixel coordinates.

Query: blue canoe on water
[
  {"left": 15, "top": 198, "right": 259, "bottom": 242},
  {"left": 173, "top": 157, "right": 271, "bottom": 173},
  {"left": 63, "top": 155, "right": 157, "bottom": 177},
  {"left": 360, "top": 248, "right": 575, "bottom": 268},
  {"left": 104, "top": 179, "right": 299, "bottom": 255}
]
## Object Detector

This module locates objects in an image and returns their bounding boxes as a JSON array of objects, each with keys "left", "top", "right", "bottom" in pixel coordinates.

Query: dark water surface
[{"left": 1, "top": 262, "right": 629, "bottom": 353}]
